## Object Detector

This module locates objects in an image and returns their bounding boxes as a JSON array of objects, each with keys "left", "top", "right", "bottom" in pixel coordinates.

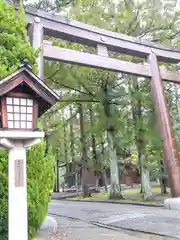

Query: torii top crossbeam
[
  {"left": 24, "top": 7, "right": 180, "bottom": 63},
  {"left": 21, "top": 7, "right": 180, "bottom": 85}
]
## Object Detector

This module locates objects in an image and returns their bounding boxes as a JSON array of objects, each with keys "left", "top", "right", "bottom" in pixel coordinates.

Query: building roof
[
  {"left": 0, "top": 67, "right": 59, "bottom": 101},
  {"left": 0, "top": 65, "right": 60, "bottom": 115}
]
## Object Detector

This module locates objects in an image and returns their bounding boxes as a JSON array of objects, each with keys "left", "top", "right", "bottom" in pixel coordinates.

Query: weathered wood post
[
  {"left": 28, "top": 17, "right": 44, "bottom": 79},
  {"left": 148, "top": 51, "right": 180, "bottom": 198}
]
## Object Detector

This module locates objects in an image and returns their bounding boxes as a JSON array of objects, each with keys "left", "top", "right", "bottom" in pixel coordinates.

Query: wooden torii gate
[{"left": 25, "top": 7, "right": 180, "bottom": 198}]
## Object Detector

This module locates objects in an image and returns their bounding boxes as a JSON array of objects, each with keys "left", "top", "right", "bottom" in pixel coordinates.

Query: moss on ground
[{"left": 65, "top": 187, "right": 170, "bottom": 204}]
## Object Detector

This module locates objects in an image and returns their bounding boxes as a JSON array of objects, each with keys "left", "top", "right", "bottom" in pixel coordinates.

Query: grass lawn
[{"left": 65, "top": 187, "right": 170, "bottom": 204}]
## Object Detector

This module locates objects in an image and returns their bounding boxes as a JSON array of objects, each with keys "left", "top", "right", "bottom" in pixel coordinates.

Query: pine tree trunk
[
  {"left": 75, "top": 173, "right": 79, "bottom": 195},
  {"left": 63, "top": 125, "right": 68, "bottom": 166},
  {"left": 102, "top": 171, "right": 108, "bottom": 192},
  {"left": 175, "top": 84, "right": 180, "bottom": 119},
  {"left": 53, "top": 166, "right": 57, "bottom": 192},
  {"left": 79, "top": 104, "right": 91, "bottom": 198},
  {"left": 138, "top": 151, "right": 153, "bottom": 200},
  {"left": 141, "top": 167, "right": 153, "bottom": 200},
  {"left": 102, "top": 82, "right": 122, "bottom": 199},
  {"left": 56, "top": 160, "right": 60, "bottom": 192},
  {"left": 101, "top": 135, "right": 108, "bottom": 192},
  {"left": 89, "top": 104, "right": 100, "bottom": 192},
  {"left": 62, "top": 109, "right": 69, "bottom": 176},
  {"left": 132, "top": 86, "right": 143, "bottom": 192},
  {"left": 70, "top": 106, "right": 75, "bottom": 161},
  {"left": 160, "top": 178, "right": 167, "bottom": 195},
  {"left": 69, "top": 106, "right": 78, "bottom": 193},
  {"left": 107, "top": 129, "right": 122, "bottom": 199},
  {"left": 138, "top": 148, "right": 146, "bottom": 193},
  {"left": 159, "top": 160, "right": 168, "bottom": 195},
  {"left": 63, "top": 122, "right": 69, "bottom": 188},
  {"left": 82, "top": 167, "right": 91, "bottom": 197},
  {"left": 129, "top": 77, "right": 152, "bottom": 196},
  {"left": 95, "top": 177, "right": 100, "bottom": 192}
]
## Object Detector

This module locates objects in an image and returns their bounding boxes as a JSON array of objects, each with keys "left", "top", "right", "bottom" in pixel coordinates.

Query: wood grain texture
[
  {"left": 148, "top": 51, "right": 180, "bottom": 197},
  {"left": 44, "top": 44, "right": 180, "bottom": 83},
  {"left": 1, "top": 97, "right": 8, "bottom": 129},
  {"left": 23, "top": 7, "right": 180, "bottom": 63}
]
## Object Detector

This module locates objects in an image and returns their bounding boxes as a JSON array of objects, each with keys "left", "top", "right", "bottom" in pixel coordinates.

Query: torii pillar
[{"left": 148, "top": 51, "right": 180, "bottom": 201}]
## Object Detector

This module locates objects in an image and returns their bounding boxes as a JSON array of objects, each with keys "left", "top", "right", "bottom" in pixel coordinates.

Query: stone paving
[
  {"left": 107, "top": 215, "right": 180, "bottom": 238},
  {"left": 47, "top": 215, "right": 173, "bottom": 240},
  {"left": 47, "top": 216, "right": 139, "bottom": 240},
  {"left": 48, "top": 200, "right": 180, "bottom": 239}
]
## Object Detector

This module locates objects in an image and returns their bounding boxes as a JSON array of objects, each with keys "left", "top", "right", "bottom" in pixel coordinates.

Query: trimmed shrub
[
  {"left": 27, "top": 141, "right": 54, "bottom": 239},
  {"left": 0, "top": 141, "right": 54, "bottom": 239},
  {"left": 0, "top": 150, "right": 8, "bottom": 239}
]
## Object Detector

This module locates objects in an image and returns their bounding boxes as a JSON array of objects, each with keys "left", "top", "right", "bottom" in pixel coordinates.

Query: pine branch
[
  {"left": 153, "top": 30, "right": 180, "bottom": 42},
  {"left": 46, "top": 68, "right": 94, "bottom": 97},
  {"left": 60, "top": 99, "right": 100, "bottom": 103},
  {"left": 44, "top": 69, "right": 60, "bottom": 81},
  {"left": 139, "top": 26, "right": 171, "bottom": 39},
  {"left": 46, "top": 110, "right": 79, "bottom": 133},
  {"left": 127, "top": 9, "right": 140, "bottom": 35},
  {"left": 59, "top": 83, "right": 93, "bottom": 97},
  {"left": 78, "top": 79, "right": 96, "bottom": 98}
]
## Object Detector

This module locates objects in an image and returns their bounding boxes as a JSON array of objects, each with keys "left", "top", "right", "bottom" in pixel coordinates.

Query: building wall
[{"left": 63, "top": 162, "right": 140, "bottom": 188}]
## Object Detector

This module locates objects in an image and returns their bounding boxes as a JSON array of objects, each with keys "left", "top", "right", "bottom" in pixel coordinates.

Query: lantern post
[{"left": 0, "top": 61, "right": 59, "bottom": 240}]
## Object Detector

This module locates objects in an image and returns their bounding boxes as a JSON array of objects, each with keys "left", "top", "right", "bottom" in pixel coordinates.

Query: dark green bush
[
  {"left": 0, "top": 1, "right": 37, "bottom": 77},
  {"left": 27, "top": 141, "right": 54, "bottom": 239},
  {"left": 0, "top": 141, "right": 54, "bottom": 239},
  {"left": 0, "top": 150, "right": 8, "bottom": 238}
]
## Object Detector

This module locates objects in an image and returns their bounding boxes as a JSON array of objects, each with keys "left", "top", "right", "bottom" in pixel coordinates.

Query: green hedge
[
  {"left": 27, "top": 141, "right": 54, "bottom": 238},
  {"left": 0, "top": 141, "right": 55, "bottom": 239},
  {"left": 0, "top": 150, "right": 8, "bottom": 238}
]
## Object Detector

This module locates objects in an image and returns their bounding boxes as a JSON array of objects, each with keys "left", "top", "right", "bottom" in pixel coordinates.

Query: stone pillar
[{"left": 8, "top": 141, "right": 28, "bottom": 240}]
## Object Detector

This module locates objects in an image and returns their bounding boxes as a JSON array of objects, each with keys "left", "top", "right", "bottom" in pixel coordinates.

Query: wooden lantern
[{"left": 0, "top": 61, "right": 59, "bottom": 131}]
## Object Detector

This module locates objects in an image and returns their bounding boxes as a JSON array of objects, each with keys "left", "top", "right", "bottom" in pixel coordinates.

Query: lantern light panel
[{"left": 6, "top": 97, "right": 33, "bottom": 130}]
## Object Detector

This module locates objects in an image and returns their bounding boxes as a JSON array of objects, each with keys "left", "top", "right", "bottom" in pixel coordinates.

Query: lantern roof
[{"left": 0, "top": 63, "right": 60, "bottom": 116}]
